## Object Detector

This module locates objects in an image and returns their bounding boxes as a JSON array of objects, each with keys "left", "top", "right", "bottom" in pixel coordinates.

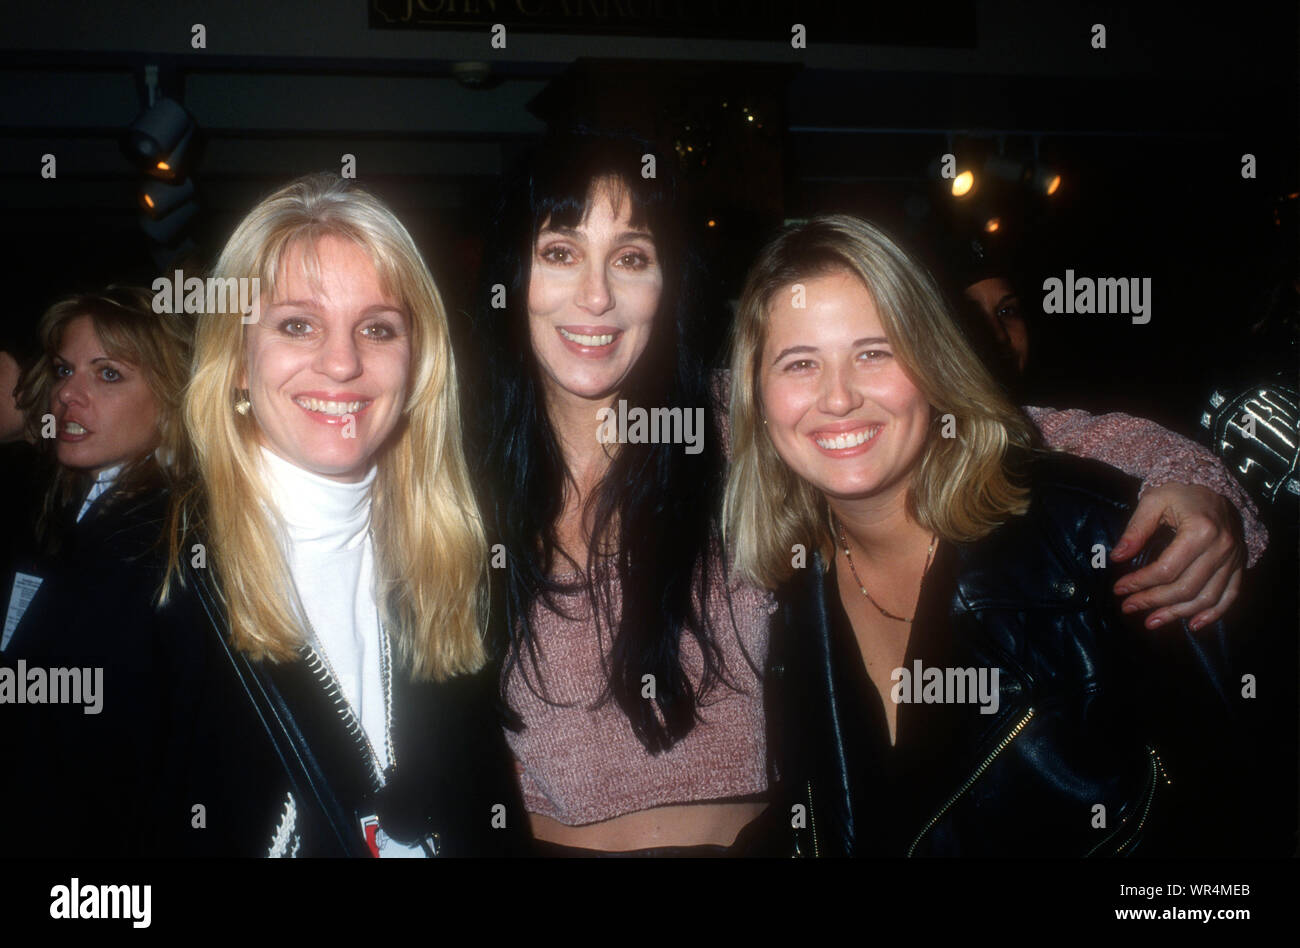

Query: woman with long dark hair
[{"left": 469, "top": 129, "right": 773, "bottom": 853}]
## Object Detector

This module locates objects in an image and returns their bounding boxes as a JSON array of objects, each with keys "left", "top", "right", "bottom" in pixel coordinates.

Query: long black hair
[{"left": 467, "top": 127, "right": 735, "bottom": 754}]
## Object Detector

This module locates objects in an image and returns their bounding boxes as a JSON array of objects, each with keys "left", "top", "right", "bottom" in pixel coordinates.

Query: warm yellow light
[
  {"left": 984, "top": 217, "right": 1000, "bottom": 233},
  {"left": 747, "top": 115, "right": 754, "bottom": 122},
  {"left": 706, "top": 219, "right": 717, "bottom": 228},
  {"left": 1046, "top": 174, "right": 1061, "bottom": 195},
  {"left": 143, "top": 194, "right": 155, "bottom": 209},
  {"left": 156, "top": 160, "right": 170, "bottom": 171},
  {"left": 952, "top": 170, "right": 974, "bottom": 197}
]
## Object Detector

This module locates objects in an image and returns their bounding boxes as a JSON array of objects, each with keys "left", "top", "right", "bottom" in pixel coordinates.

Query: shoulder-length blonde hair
[
  {"left": 16, "top": 286, "right": 193, "bottom": 545},
  {"left": 723, "top": 214, "right": 1036, "bottom": 589},
  {"left": 163, "top": 172, "right": 487, "bottom": 681}
]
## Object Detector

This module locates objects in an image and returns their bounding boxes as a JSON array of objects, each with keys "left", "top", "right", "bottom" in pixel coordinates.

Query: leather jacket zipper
[
  {"left": 806, "top": 780, "right": 820, "bottom": 858},
  {"left": 290, "top": 530, "right": 396, "bottom": 788},
  {"left": 1086, "top": 745, "right": 1169, "bottom": 856},
  {"left": 906, "top": 707, "right": 1036, "bottom": 857},
  {"left": 305, "top": 632, "right": 441, "bottom": 856},
  {"left": 301, "top": 627, "right": 395, "bottom": 791}
]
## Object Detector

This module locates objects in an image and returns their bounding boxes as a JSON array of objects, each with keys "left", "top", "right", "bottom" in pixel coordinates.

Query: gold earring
[{"left": 234, "top": 390, "right": 251, "bottom": 416}]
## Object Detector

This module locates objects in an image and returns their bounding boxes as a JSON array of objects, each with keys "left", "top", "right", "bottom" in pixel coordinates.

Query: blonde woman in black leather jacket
[{"left": 723, "top": 215, "right": 1258, "bottom": 856}]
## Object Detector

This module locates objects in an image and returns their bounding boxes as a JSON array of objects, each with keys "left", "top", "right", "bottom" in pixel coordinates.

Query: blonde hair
[
  {"left": 16, "top": 286, "right": 193, "bottom": 543},
  {"left": 723, "top": 214, "right": 1035, "bottom": 589},
  {"left": 163, "top": 172, "right": 487, "bottom": 680}
]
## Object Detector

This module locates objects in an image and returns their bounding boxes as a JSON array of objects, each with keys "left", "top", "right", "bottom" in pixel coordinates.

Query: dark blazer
[
  {"left": 1, "top": 486, "right": 528, "bottom": 857},
  {"left": 765, "top": 452, "right": 1253, "bottom": 857},
  {"left": 0, "top": 441, "right": 43, "bottom": 596}
]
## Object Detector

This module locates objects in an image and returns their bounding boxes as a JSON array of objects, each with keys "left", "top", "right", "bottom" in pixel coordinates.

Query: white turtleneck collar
[{"left": 258, "top": 445, "right": 376, "bottom": 552}]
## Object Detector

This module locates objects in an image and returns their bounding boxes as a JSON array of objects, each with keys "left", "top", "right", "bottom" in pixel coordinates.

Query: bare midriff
[{"left": 529, "top": 800, "right": 768, "bottom": 851}]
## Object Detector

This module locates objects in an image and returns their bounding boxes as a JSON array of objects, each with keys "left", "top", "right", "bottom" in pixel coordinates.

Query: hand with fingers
[{"left": 1110, "top": 482, "right": 1246, "bottom": 632}]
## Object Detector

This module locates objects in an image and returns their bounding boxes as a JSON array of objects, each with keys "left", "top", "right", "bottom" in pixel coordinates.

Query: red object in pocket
[{"left": 360, "top": 815, "right": 381, "bottom": 858}]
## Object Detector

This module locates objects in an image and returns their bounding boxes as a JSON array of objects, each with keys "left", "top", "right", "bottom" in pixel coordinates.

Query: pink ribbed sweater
[{"left": 504, "top": 563, "right": 774, "bottom": 826}]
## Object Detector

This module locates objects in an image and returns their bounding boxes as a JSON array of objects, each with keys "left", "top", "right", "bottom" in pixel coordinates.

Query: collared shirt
[{"left": 76, "top": 464, "right": 124, "bottom": 523}]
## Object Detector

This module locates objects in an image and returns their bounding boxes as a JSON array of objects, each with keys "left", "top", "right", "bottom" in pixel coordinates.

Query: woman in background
[
  {"left": 0, "top": 333, "right": 38, "bottom": 615},
  {"left": 3, "top": 287, "right": 190, "bottom": 652},
  {"left": 942, "top": 232, "right": 1266, "bottom": 631}
]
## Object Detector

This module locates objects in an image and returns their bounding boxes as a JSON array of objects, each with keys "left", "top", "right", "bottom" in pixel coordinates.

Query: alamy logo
[
  {"left": 596, "top": 400, "right": 705, "bottom": 455},
  {"left": 891, "top": 661, "right": 1000, "bottom": 715},
  {"left": 50, "top": 878, "right": 151, "bottom": 928},
  {"left": 152, "top": 270, "right": 260, "bottom": 322},
  {"left": 0, "top": 660, "right": 103, "bottom": 714},
  {"left": 1042, "top": 270, "right": 1151, "bottom": 325}
]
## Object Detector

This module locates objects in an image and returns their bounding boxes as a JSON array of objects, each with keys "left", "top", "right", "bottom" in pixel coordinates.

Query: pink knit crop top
[{"left": 502, "top": 560, "right": 775, "bottom": 826}]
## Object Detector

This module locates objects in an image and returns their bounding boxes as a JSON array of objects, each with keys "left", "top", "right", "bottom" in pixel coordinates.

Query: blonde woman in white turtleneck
[
  {"left": 221, "top": 220, "right": 435, "bottom": 857},
  {"left": 164, "top": 173, "right": 514, "bottom": 857},
  {"left": 8, "top": 174, "right": 525, "bottom": 858}
]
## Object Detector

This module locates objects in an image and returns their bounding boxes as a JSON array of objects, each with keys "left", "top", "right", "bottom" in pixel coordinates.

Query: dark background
[
  {"left": 0, "top": 0, "right": 1296, "bottom": 878},
  {"left": 1, "top": 0, "right": 1296, "bottom": 435}
]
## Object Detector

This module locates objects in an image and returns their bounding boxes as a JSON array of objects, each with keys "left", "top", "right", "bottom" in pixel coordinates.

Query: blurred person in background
[
  {"left": 2, "top": 287, "right": 191, "bottom": 653},
  {"left": 0, "top": 325, "right": 41, "bottom": 633}
]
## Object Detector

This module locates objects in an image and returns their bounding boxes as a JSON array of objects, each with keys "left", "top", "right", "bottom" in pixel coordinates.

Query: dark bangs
[{"left": 524, "top": 134, "right": 677, "bottom": 245}]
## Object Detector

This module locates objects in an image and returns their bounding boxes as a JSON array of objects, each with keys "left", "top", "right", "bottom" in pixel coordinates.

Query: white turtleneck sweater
[{"left": 259, "top": 447, "right": 425, "bottom": 858}]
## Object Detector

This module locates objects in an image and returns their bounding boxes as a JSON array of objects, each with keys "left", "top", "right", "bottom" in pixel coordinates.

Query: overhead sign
[{"left": 368, "top": 0, "right": 976, "bottom": 47}]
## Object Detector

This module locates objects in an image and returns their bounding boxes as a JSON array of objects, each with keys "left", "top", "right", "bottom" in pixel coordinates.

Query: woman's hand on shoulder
[{"left": 1109, "top": 482, "right": 1245, "bottom": 632}]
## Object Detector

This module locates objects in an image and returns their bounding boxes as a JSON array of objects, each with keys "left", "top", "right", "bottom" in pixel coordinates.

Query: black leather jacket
[{"left": 764, "top": 452, "right": 1248, "bottom": 857}]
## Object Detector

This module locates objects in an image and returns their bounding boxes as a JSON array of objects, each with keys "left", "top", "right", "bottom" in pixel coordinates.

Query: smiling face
[
  {"left": 759, "top": 268, "right": 932, "bottom": 505},
  {"left": 526, "top": 178, "right": 663, "bottom": 413},
  {"left": 242, "top": 235, "right": 411, "bottom": 482},
  {"left": 50, "top": 315, "right": 161, "bottom": 475}
]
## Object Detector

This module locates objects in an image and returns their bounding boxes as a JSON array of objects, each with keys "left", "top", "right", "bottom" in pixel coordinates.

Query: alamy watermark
[
  {"left": 0, "top": 660, "right": 103, "bottom": 714},
  {"left": 891, "top": 660, "right": 1000, "bottom": 715},
  {"left": 152, "top": 270, "right": 260, "bottom": 322},
  {"left": 596, "top": 400, "right": 705, "bottom": 455},
  {"left": 50, "top": 878, "right": 150, "bottom": 928},
  {"left": 1042, "top": 270, "right": 1151, "bottom": 325}
]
